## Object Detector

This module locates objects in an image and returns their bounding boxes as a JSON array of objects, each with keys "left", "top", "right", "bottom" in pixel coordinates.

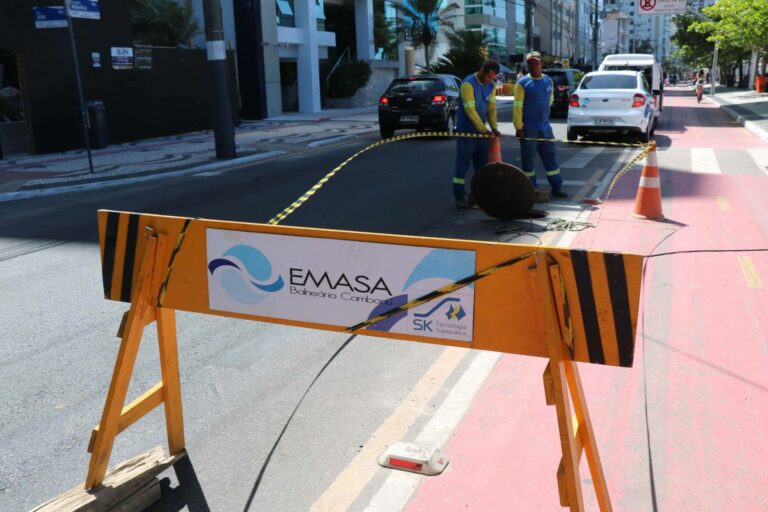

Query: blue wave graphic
[
  {"left": 209, "top": 245, "right": 284, "bottom": 304},
  {"left": 404, "top": 249, "right": 475, "bottom": 290},
  {"left": 366, "top": 294, "right": 408, "bottom": 332}
]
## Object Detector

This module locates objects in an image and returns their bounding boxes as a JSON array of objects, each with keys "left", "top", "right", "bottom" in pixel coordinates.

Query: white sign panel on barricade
[
  {"left": 636, "top": 0, "right": 686, "bottom": 15},
  {"left": 206, "top": 229, "right": 477, "bottom": 342}
]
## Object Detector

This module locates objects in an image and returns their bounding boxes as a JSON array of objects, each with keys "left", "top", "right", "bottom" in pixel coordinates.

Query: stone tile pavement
[{"left": 0, "top": 106, "right": 380, "bottom": 201}]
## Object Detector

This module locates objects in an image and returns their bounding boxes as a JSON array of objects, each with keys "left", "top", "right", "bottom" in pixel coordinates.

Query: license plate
[
  {"left": 595, "top": 117, "right": 614, "bottom": 126},
  {"left": 400, "top": 115, "right": 418, "bottom": 124}
]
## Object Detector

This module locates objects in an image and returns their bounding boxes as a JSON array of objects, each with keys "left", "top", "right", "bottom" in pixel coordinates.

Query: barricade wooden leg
[
  {"left": 530, "top": 252, "right": 613, "bottom": 511},
  {"left": 86, "top": 232, "right": 159, "bottom": 489},
  {"left": 565, "top": 360, "right": 612, "bottom": 511},
  {"left": 157, "top": 307, "right": 185, "bottom": 455}
]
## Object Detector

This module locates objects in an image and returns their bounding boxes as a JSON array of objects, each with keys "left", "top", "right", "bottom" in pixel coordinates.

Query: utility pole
[
  {"left": 592, "top": 0, "right": 599, "bottom": 67},
  {"left": 525, "top": 0, "right": 534, "bottom": 51},
  {"left": 202, "top": 0, "right": 236, "bottom": 159}
]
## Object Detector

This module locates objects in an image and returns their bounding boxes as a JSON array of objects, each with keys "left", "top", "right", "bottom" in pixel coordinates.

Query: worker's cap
[{"left": 525, "top": 51, "right": 542, "bottom": 62}]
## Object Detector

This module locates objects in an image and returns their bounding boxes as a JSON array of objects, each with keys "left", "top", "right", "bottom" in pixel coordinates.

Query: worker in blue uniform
[
  {"left": 513, "top": 51, "right": 567, "bottom": 198},
  {"left": 452, "top": 60, "right": 501, "bottom": 208}
]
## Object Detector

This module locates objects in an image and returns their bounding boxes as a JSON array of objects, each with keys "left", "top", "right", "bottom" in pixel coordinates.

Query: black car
[
  {"left": 378, "top": 74, "right": 462, "bottom": 138},
  {"left": 544, "top": 68, "right": 585, "bottom": 117}
]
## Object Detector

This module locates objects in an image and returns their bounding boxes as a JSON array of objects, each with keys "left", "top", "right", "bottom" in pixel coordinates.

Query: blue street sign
[
  {"left": 67, "top": 0, "right": 100, "bottom": 20},
  {"left": 33, "top": 7, "right": 69, "bottom": 29}
]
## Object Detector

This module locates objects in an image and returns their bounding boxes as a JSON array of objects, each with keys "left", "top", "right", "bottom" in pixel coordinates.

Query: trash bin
[
  {"left": 756, "top": 76, "right": 767, "bottom": 94},
  {"left": 86, "top": 100, "right": 108, "bottom": 149}
]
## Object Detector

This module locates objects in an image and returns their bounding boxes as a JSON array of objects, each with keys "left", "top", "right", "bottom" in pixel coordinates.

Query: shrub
[{"left": 329, "top": 61, "right": 373, "bottom": 98}]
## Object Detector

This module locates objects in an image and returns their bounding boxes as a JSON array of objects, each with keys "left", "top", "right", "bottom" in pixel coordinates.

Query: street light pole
[
  {"left": 202, "top": 0, "right": 236, "bottom": 159},
  {"left": 525, "top": 0, "right": 534, "bottom": 51},
  {"left": 592, "top": 0, "right": 599, "bottom": 67}
]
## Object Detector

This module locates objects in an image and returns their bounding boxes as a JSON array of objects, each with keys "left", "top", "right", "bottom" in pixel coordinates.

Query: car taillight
[
  {"left": 379, "top": 96, "right": 389, "bottom": 105},
  {"left": 569, "top": 94, "right": 579, "bottom": 108},
  {"left": 632, "top": 94, "right": 646, "bottom": 108},
  {"left": 557, "top": 85, "right": 569, "bottom": 91},
  {"left": 432, "top": 94, "right": 447, "bottom": 104}
]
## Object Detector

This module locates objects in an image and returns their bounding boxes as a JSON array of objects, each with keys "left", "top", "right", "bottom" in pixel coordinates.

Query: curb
[
  {"left": 0, "top": 150, "right": 286, "bottom": 204},
  {"left": 708, "top": 97, "right": 768, "bottom": 144}
]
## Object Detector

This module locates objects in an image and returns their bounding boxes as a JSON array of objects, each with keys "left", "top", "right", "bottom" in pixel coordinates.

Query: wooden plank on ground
[{"left": 32, "top": 446, "right": 184, "bottom": 512}]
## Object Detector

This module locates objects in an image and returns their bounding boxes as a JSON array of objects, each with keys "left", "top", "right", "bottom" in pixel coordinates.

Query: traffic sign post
[{"left": 64, "top": 4, "right": 95, "bottom": 174}]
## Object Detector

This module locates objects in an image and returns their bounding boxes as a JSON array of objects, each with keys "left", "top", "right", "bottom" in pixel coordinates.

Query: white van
[{"left": 599, "top": 54, "right": 663, "bottom": 118}]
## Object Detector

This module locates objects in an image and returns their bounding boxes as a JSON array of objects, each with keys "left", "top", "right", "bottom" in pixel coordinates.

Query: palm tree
[
  {"left": 429, "top": 29, "right": 490, "bottom": 78},
  {"left": 389, "top": 0, "right": 460, "bottom": 66},
  {"left": 130, "top": 0, "right": 200, "bottom": 47}
]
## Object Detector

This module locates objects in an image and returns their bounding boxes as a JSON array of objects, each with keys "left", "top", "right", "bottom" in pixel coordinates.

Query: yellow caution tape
[{"left": 268, "top": 131, "right": 651, "bottom": 225}]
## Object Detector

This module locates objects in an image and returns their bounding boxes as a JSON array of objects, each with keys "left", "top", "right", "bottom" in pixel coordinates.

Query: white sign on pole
[
  {"left": 111, "top": 47, "right": 134, "bottom": 69},
  {"left": 66, "top": 0, "right": 100, "bottom": 20},
  {"left": 636, "top": 0, "right": 686, "bottom": 15},
  {"left": 206, "top": 229, "right": 477, "bottom": 342}
]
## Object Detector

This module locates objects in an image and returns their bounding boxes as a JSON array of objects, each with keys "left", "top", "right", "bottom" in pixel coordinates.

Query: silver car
[{"left": 566, "top": 70, "right": 656, "bottom": 143}]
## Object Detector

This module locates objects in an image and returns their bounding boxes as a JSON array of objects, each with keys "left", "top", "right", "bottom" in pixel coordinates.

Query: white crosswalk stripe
[
  {"left": 747, "top": 149, "right": 768, "bottom": 175},
  {"left": 560, "top": 146, "right": 605, "bottom": 169},
  {"left": 691, "top": 147, "right": 722, "bottom": 174}
]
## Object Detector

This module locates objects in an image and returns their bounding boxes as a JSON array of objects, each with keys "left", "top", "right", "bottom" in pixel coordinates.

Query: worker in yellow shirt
[{"left": 452, "top": 60, "right": 501, "bottom": 208}]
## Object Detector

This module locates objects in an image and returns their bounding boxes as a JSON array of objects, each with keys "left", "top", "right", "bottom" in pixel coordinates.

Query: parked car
[
  {"left": 599, "top": 53, "right": 664, "bottom": 117},
  {"left": 543, "top": 68, "right": 585, "bottom": 117},
  {"left": 377, "top": 74, "right": 462, "bottom": 139},
  {"left": 566, "top": 70, "right": 655, "bottom": 143}
]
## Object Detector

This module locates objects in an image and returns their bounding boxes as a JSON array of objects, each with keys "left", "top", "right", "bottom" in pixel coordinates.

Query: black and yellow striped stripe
[
  {"left": 100, "top": 211, "right": 142, "bottom": 302},
  {"left": 569, "top": 249, "right": 637, "bottom": 367}
]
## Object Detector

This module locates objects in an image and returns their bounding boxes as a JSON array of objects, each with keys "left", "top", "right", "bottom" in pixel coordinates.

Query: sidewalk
[
  {"left": 700, "top": 85, "right": 768, "bottom": 142},
  {"left": 0, "top": 106, "right": 380, "bottom": 202}
]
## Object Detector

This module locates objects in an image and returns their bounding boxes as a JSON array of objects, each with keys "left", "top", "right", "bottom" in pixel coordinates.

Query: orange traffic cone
[
  {"left": 487, "top": 135, "right": 502, "bottom": 164},
  {"left": 632, "top": 141, "right": 665, "bottom": 220}
]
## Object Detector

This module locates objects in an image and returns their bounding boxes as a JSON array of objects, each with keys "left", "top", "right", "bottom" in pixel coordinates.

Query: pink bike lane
[{"left": 405, "top": 90, "right": 768, "bottom": 511}]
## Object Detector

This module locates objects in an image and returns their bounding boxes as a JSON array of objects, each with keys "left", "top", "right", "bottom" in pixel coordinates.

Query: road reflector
[{"left": 378, "top": 442, "right": 448, "bottom": 476}]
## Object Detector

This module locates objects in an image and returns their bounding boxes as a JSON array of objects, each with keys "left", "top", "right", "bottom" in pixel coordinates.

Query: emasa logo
[{"left": 208, "top": 245, "right": 284, "bottom": 304}]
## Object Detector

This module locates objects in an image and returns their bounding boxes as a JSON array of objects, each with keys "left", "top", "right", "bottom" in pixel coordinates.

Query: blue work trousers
[
  {"left": 453, "top": 136, "right": 490, "bottom": 198},
  {"left": 520, "top": 126, "right": 563, "bottom": 189}
]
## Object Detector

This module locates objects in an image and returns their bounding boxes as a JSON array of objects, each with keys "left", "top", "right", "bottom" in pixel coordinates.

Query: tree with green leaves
[
  {"left": 130, "top": 0, "right": 200, "bottom": 48},
  {"left": 694, "top": 0, "right": 768, "bottom": 75},
  {"left": 671, "top": 15, "right": 715, "bottom": 69},
  {"left": 429, "top": 29, "right": 490, "bottom": 78},
  {"left": 389, "top": 0, "right": 460, "bottom": 65}
]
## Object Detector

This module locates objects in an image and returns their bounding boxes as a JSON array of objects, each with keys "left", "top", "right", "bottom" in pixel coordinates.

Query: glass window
[
  {"left": 277, "top": 0, "right": 295, "bottom": 27},
  {"left": 580, "top": 74, "right": 638, "bottom": 89},
  {"left": 387, "top": 78, "right": 443, "bottom": 93}
]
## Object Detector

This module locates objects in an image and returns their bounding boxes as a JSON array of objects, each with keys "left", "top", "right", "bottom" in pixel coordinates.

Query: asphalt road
[
  {"left": 0, "top": 127, "right": 630, "bottom": 511},
  {"left": 4, "top": 94, "right": 767, "bottom": 511}
]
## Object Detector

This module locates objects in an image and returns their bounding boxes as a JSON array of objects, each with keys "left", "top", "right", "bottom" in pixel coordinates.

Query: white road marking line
[
  {"left": 363, "top": 351, "right": 501, "bottom": 512},
  {"left": 691, "top": 148, "right": 721, "bottom": 174},
  {"left": 747, "top": 149, "right": 768, "bottom": 175},
  {"left": 560, "top": 147, "right": 605, "bottom": 169},
  {"left": 309, "top": 348, "right": 468, "bottom": 512}
]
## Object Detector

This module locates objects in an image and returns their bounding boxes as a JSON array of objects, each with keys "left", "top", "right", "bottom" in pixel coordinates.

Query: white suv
[{"left": 567, "top": 71, "right": 656, "bottom": 143}]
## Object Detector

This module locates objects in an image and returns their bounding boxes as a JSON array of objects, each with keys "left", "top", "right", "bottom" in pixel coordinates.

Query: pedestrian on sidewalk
[
  {"left": 452, "top": 59, "right": 501, "bottom": 208},
  {"left": 513, "top": 51, "right": 567, "bottom": 198}
]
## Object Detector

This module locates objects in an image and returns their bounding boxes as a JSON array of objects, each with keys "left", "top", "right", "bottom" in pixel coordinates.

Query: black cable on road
[{"left": 242, "top": 334, "right": 357, "bottom": 512}]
